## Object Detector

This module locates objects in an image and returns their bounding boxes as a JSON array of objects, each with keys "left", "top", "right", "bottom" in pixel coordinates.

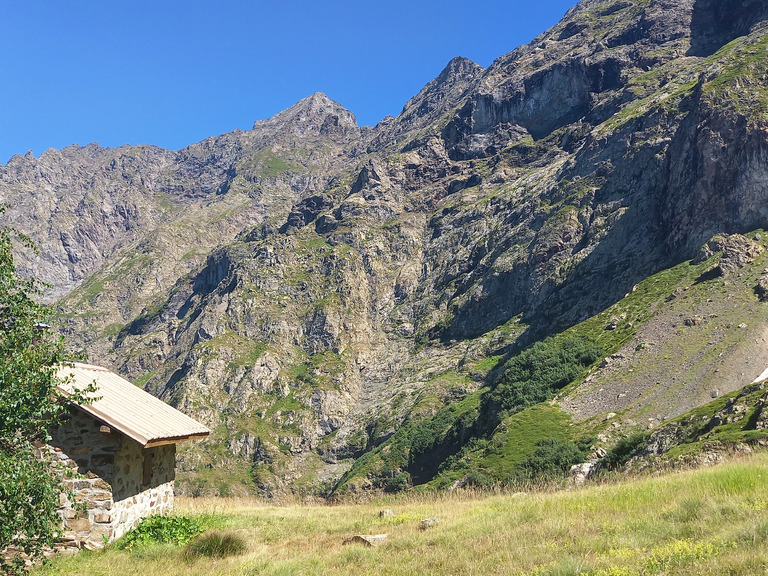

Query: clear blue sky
[{"left": 0, "top": 1, "right": 578, "bottom": 164}]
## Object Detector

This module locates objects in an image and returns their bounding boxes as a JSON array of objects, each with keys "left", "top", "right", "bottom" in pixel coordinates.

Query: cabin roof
[{"left": 56, "top": 362, "right": 210, "bottom": 448}]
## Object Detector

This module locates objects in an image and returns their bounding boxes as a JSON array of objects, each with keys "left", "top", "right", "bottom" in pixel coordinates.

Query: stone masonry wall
[
  {"left": 110, "top": 439, "right": 175, "bottom": 541},
  {"left": 46, "top": 408, "right": 176, "bottom": 549}
]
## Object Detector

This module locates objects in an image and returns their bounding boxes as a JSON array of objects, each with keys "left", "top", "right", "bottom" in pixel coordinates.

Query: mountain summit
[{"left": 252, "top": 92, "right": 359, "bottom": 138}]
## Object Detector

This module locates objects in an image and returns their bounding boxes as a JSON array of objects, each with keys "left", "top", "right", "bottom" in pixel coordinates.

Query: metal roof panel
[{"left": 56, "top": 363, "right": 210, "bottom": 447}]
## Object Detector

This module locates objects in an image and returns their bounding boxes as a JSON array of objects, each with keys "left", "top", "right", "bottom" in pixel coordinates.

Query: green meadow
[{"left": 34, "top": 453, "right": 768, "bottom": 576}]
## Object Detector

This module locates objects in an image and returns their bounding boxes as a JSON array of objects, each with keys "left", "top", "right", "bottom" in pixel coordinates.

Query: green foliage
[
  {"left": 115, "top": 299, "right": 169, "bottom": 345},
  {"left": 435, "top": 404, "right": 576, "bottom": 488},
  {"left": 575, "top": 435, "right": 597, "bottom": 453},
  {"left": 601, "top": 432, "right": 649, "bottom": 471},
  {"left": 338, "top": 337, "right": 600, "bottom": 491},
  {"left": 482, "top": 336, "right": 603, "bottom": 423},
  {"left": 0, "top": 205, "right": 91, "bottom": 574},
  {"left": 183, "top": 531, "right": 247, "bottom": 559},
  {"left": 515, "top": 438, "right": 586, "bottom": 480},
  {"left": 406, "top": 393, "right": 482, "bottom": 483},
  {"left": 463, "top": 468, "right": 493, "bottom": 489},
  {"left": 115, "top": 515, "right": 204, "bottom": 550},
  {"left": 0, "top": 446, "right": 62, "bottom": 574},
  {"left": 333, "top": 392, "right": 484, "bottom": 492},
  {"left": 382, "top": 471, "right": 412, "bottom": 493}
]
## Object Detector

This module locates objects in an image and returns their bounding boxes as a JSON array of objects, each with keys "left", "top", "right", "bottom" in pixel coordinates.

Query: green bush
[
  {"left": 482, "top": 336, "right": 603, "bottom": 423},
  {"left": 183, "top": 531, "right": 247, "bottom": 559},
  {"left": 601, "top": 432, "right": 649, "bottom": 470},
  {"left": 575, "top": 435, "right": 597, "bottom": 453},
  {"left": 406, "top": 394, "right": 481, "bottom": 483},
  {"left": 516, "top": 438, "right": 585, "bottom": 479},
  {"left": 115, "top": 515, "right": 204, "bottom": 550},
  {"left": 464, "top": 468, "right": 494, "bottom": 489},
  {"left": 382, "top": 471, "right": 412, "bottom": 493}
]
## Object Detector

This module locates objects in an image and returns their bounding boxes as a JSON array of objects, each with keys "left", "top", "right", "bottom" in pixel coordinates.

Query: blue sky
[{"left": 0, "top": 1, "right": 578, "bottom": 164}]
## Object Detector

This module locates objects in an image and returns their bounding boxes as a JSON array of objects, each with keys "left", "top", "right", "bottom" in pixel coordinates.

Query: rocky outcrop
[
  {"left": 625, "top": 382, "right": 768, "bottom": 471},
  {"left": 696, "top": 233, "right": 764, "bottom": 275}
]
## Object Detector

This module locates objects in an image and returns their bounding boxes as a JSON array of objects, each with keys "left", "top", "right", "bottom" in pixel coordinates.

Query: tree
[{"left": 0, "top": 205, "right": 85, "bottom": 574}]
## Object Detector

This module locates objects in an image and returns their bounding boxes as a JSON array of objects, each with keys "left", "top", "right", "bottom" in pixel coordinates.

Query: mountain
[{"left": 4, "top": 0, "right": 768, "bottom": 495}]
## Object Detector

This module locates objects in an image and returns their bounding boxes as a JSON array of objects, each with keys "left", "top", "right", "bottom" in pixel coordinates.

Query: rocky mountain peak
[
  {"left": 434, "top": 56, "right": 484, "bottom": 87},
  {"left": 252, "top": 92, "right": 358, "bottom": 138},
  {"left": 367, "top": 56, "right": 484, "bottom": 151},
  {"left": 402, "top": 56, "right": 483, "bottom": 119}
]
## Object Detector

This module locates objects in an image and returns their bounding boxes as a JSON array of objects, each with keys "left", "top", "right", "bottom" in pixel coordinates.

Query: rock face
[{"left": 4, "top": 0, "right": 768, "bottom": 494}]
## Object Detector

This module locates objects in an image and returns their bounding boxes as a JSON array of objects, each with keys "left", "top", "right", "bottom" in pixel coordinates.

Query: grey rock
[
  {"left": 569, "top": 462, "right": 594, "bottom": 485},
  {"left": 419, "top": 518, "right": 442, "bottom": 530}
]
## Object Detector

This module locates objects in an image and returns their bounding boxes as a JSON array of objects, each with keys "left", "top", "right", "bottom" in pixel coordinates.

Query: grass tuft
[
  {"left": 114, "top": 515, "right": 204, "bottom": 550},
  {"left": 182, "top": 531, "right": 247, "bottom": 559}
]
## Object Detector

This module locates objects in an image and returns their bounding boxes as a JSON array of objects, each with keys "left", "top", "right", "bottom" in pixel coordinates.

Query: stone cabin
[{"left": 44, "top": 363, "right": 209, "bottom": 550}]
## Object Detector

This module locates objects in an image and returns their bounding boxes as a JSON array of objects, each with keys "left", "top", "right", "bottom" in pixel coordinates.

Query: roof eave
[{"left": 63, "top": 392, "right": 210, "bottom": 448}]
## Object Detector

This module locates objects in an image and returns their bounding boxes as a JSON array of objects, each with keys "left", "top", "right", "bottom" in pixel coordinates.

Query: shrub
[
  {"left": 601, "top": 432, "right": 649, "bottom": 470},
  {"left": 464, "top": 468, "right": 494, "bottom": 489},
  {"left": 382, "top": 471, "right": 412, "bottom": 493},
  {"left": 183, "top": 532, "right": 247, "bottom": 559},
  {"left": 516, "top": 438, "right": 585, "bottom": 479},
  {"left": 406, "top": 394, "right": 482, "bottom": 483},
  {"left": 576, "top": 435, "right": 597, "bottom": 453},
  {"left": 482, "top": 336, "right": 603, "bottom": 424},
  {"left": 0, "top": 208, "right": 97, "bottom": 575},
  {"left": 115, "top": 515, "right": 204, "bottom": 550}
]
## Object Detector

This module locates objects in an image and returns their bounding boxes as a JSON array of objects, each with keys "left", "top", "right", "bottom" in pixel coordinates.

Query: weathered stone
[
  {"left": 419, "top": 517, "right": 442, "bottom": 530},
  {"left": 67, "top": 518, "right": 91, "bottom": 532},
  {"left": 569, "top": 462, "right": 594, "bottom": 486},
  {"left": 46, "top": 409, "right": 177, "bottom": 547},
  {"left": 92, "top": 479, "right": 111, "bottom": 491},
  {"left": 712, "top": 234, "right": 764, "bottom": 276},
  {"left": 342, "top": 534, "right": 388, "bottom": 546},
  {"left": 755, "top": 275, "right": 768, "bottom": 302}
]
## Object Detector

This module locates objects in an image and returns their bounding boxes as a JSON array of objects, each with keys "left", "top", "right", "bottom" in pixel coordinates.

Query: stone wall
[
  {"left": 46, "top": 408, "right": 176, "bottom": 549},
  {"left": 109, "top": 439, "right": 175, "bottom": 541}
]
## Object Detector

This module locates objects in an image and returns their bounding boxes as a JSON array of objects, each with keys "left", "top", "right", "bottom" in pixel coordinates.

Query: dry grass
[{"left": 33, "top": 453, "right": 768, "bottom": 575}]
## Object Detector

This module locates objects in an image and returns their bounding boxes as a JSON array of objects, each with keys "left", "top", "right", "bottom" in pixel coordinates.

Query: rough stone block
[
  {"left": 88, "top": 524, "right": 113, "bottom": 540},
  {"left": 92, "top": 479, "right": 111, "bottom": 491},
  {"left": 87, "top": 489, "right": 112, "bottom": 500},
  {"left": 67, "top": 518, "right": 91, "bottom": 532},
  {"left": 87, "top": 499, "right": 113, "bottom": 510},
  {"left": 93, "top": 512, "right": 111, "bottom": 524},
  {"left": 92, "top": 454, "right": 114, "bottom": 466},
  {"left": 343, "top": 534, "right": 388, "bottom": 546}
]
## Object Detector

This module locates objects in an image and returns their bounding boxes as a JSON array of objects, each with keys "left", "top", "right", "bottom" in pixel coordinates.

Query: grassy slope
[{"left": 35, "top": 453, "right": 768, "bottom": 576}]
